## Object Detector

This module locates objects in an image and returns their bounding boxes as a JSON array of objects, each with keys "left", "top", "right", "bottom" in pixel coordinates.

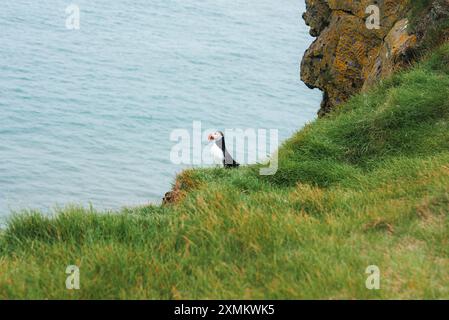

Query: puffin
[{"left": 208, "top": 131, "right": 239, "bottom": 168}]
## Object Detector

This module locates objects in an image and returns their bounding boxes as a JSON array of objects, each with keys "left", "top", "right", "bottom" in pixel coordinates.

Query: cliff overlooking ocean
[{"left": 0, "top": 0, "right": 320, "bottom": 214}]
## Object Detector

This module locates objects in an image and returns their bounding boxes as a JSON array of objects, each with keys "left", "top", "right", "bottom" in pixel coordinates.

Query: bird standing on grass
[{"left": 208, "top": 131, "right": 239, "bottom": 168}]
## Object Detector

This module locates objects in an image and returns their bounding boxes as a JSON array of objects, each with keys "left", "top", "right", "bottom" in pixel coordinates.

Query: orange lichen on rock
[{"left": 301, "top": 0, "right": 413, "bottom": 115}]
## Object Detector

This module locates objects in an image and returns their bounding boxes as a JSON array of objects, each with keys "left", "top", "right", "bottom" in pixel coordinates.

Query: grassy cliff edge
[{"left": 0, "top": 45, "right": 448, "bottom": 299}]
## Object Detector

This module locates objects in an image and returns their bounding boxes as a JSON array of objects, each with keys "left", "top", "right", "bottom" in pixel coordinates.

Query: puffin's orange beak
[{"left": 208, "top": 133, "right": 214, "bottom": 141}]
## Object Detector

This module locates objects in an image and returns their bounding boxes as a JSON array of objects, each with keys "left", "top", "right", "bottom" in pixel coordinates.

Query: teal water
[{"left": 0, "top": 0, "right": 320, "bottom": 215}]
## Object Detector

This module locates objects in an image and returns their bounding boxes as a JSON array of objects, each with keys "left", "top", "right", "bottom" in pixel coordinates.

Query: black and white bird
[{"left": 208, "top": 131, "right": 239, "bottom": 168}]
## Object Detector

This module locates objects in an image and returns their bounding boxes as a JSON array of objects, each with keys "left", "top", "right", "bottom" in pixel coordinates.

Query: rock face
[
  {"left": 363, "top": 18, "right": 417, "bottom": 89},
  {"left": 300, "top": 0, "right": 418, "bottom": 115}
]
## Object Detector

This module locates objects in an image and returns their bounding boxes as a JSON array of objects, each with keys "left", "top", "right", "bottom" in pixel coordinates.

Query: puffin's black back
[{"left": 215, "top": 136, "right": 239, "bottom": 168}]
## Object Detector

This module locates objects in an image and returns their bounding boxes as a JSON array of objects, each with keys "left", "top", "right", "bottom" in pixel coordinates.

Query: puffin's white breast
[{"left": 210, "top": 143, "right": 224, "bottom": 165}]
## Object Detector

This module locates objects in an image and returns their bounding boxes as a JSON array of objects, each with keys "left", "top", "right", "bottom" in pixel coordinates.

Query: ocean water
[{"left": 0, "top": 0, "right": 321, "bottom": 215}]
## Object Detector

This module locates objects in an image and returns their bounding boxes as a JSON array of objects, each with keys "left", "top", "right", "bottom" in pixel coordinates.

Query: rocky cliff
[{"left": 301, "top": 0, "right": 449, "bottom": 116}]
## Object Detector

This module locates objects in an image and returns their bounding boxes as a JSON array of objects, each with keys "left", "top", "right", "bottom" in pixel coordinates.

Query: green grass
[{"left": 1, "top": 45, "right": 449, "bottom": 299}]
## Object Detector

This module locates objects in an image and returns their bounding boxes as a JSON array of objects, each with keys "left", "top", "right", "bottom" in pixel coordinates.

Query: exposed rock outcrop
[
  {"left": 301, "top": 0, "right": 448, "bottom": 116},
  {"left": 162, "top": 170, "right": 200, "bottom": 205},
  {"left": 363, "top": 18, "right": 417, "bottom": 89}
]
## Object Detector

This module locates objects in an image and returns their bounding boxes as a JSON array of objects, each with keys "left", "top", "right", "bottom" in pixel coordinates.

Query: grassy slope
[{"left": 1, "top": 45, "right": 449, "bottom": 299}]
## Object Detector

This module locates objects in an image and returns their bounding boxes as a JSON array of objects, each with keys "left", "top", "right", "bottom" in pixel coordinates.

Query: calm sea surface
[{"left": 0, "top": 0, "right": 321, "bottom": 215}]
